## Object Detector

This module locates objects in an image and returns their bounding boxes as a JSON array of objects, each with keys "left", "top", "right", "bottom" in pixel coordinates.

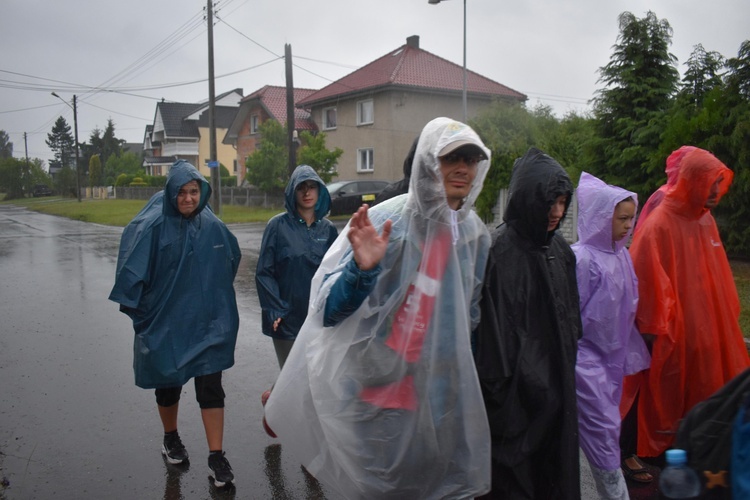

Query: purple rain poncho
[{"left": 572, "top": 172, "right": 651, "bottom": 471}]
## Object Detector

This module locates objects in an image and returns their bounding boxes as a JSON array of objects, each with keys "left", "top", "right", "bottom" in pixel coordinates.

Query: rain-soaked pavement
[{"left": 0, "top": 204, "right": 658, "bottom": 499}]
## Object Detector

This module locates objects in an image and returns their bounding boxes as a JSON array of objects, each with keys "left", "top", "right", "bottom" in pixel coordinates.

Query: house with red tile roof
[
  {"left": 223, "top": 85, "right": 317, "bottom": 185},
  {"left": 296, "top": 35, "right": 526, "bottom": 183}
]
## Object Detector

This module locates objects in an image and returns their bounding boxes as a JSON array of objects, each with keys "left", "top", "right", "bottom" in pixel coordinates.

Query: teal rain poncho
[
  {"left": 109, "top": 160, "right": 241, "bottom": 389},
  {"left": 255, "top": 165, "right": 338, "bottom": 341}
]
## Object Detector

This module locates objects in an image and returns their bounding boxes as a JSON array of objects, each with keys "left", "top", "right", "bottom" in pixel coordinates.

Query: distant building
[
  {"left": 223, "top": 85, "right": 317, "bottom": 185},
  {"left": 142, "top": 88, "right": 243, "bottom": 180},
  {"left": 296, "top": 35, "right": 526, "bottom": 183}
]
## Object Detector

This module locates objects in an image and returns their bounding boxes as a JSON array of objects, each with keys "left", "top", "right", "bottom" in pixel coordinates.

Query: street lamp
[
  {"left": 429, "top": 0, "right": 467, "bottom": 122},
  {"left": 51, "top": 92, "right": 81, "bottom": 202}
]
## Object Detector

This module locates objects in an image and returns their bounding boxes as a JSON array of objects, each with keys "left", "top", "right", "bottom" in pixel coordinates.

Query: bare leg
[
  {"left": 201, "top": 407, "right": 224, "bottom": 451},
  {"left": 158, "top": 403, "right": 179, "bottom": 433}
]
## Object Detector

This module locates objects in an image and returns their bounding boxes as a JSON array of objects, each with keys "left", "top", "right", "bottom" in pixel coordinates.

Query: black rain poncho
[
  {"left": 265, "top": 117, "right": 493, "bottom": 499},
  {"left": 255, "top": 165, "right": 338, "bottom": 340},
  {"left": 109, "top": 160, "right": 241, "bottom": 389},
  {"left": 474, "top": 148, "right": 582, "bottom": 499}
]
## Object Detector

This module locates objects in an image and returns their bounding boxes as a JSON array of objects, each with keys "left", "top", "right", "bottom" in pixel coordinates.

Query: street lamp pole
[
  {"left": 429, "top": 0, "right": 467, "bottom": 122},
  {"left": 51, "top": 92, "right": 81, "bottom": 202}
]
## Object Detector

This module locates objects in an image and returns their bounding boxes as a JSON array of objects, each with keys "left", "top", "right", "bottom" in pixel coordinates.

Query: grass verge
[{"left": 1, "top": 196, "right": 284, "bottom": 226}]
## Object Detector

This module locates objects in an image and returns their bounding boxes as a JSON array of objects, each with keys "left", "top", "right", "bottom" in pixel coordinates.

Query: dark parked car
[
  {"left": 32, "top": 184, "right": 54, "bottom": 197},
  {"left": 326, "top": 180, "right": 390, "bottom": 216}
]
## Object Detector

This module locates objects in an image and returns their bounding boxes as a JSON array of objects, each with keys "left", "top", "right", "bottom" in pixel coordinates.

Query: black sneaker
[
  {"left": 162, "top": 432, "right": 189, "bottom": 464},
  {"left": 208, "top": 451, "right": 234, "bottom": 487}
]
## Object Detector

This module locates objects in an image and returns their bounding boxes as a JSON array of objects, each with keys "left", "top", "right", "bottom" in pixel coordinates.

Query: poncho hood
[
  {"left": 164, "top": 159, "right": 211, "bottom": 218},
  {"left": 284, "top": 165, "right": 331, "bottom": 221},
  {"left": 408, "top": 117, "right": 491, "bottom": 224},
  {"left": 504, "top": 147, "right": 573, "bottom": 246},
  {"left": 576, "top": 172, "right": 638, "bottom": 253},
  {"left": 664, "top": 147, "right": 733, "bottom": 220}
]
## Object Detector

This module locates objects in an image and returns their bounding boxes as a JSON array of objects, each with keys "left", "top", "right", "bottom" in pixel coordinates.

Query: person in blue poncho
[
  {"left": 109, "top": 160, "right": 241, "bottom": 487},
  {"left": 256, "top": 165, "right": 338, "bottom": 369},
  {"left": 255, "top": 165, "right": 338, "bottom": 435}
]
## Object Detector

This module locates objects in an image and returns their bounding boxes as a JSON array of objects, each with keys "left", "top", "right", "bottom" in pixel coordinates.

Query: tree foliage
[
  {"left": 0, "top": 130, "right": 13, "bottom": 159},
  {"left": 46, "top": 117, "right": 76, "bottom": 169},
  {"left": 470, "top": 102, "right": 589, "bottom": 221},
  {"left": 245, "top": 120, "right": 289, "bottom": 193},
  {"left": 296, "top": 130, "right": 343, "bottom": 184},
  {"left": 589, "top": 11, "right": 680, "bottom": 199},
  {"left": 89, "top": 154, "right": 103, "bottom": 188},
  {"left": 0, "top": 157, "right": 26, "bottom": 199},
  {"left": 54, "top": 166, "right": 78, "bottom": 197},
  {"left": 104, "top": 152, "right": 143, "bottom": 186}
]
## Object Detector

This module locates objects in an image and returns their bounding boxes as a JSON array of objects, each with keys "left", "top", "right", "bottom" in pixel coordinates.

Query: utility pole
[
  {"left": 285, "top": 43, "right": 296, "bottom": 177},
  {"left": 73, "top": 95, "right": 81, "bottom": 202},
  {"left": 207, "top": 0, "right": 221, "bottom": 215},
  {"left": 52, "top": 91, "right": 81, "bottom": 202},
  {"left": 24, "top": 132, "right": 30, "bottom": 195}
]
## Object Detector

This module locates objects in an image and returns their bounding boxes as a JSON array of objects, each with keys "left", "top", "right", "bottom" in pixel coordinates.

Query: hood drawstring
[{"left": 450, "top": 210, "right": 459, "bottom": 246}]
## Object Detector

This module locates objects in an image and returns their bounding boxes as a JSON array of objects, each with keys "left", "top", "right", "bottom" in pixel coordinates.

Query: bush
[{"left": 129, "top": 177, "right": 148, "bottom": 187}]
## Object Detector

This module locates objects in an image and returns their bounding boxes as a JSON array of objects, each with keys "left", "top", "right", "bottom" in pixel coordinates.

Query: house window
[
  {"left": 233, "top": 159, "right": 237, "bottom": 173},
  {"left": 357, "top": 99, "right": 374, "bottom": 125},
  {"left": 358, "top": 148, "right": 374, "bottom": 172},
  {"left": 250, "top": 115, "right": 259, "bottom": 134},
  {"left": 323, "top": 107, "right": 337, "bottom": 130}
]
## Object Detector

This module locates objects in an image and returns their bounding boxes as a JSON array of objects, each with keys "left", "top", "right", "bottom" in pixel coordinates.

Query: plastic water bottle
[{"left": 659, "top": 449, "right": 701, "bottom": 499}]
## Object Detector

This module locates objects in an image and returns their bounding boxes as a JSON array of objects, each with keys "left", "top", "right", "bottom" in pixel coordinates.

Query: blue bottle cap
[{"left": 665, "top": 448, "right": 687, "bottom": 465}]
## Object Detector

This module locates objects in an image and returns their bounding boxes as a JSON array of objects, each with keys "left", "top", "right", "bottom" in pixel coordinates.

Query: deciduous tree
[
  {"left": 296, "top": 131, "right": 342, "bottom": 184},
  {"left": 245, "top": 120, "right": 288, "bottom": 192},
  {"left": 0, "top": 130, "right": 13, "bottom": 159}
]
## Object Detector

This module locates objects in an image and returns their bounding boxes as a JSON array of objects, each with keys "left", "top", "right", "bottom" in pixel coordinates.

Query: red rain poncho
[{"left": 622, "top": 147, "right": 750, "bottom": 457}]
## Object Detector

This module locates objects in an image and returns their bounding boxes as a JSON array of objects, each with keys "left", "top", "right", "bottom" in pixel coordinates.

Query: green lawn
[
  {"left": 3, "top": 195, "right": 749, "bottom": 339},
  {"left": 1, "top": 196, "right": 286, "bottom": 226}
]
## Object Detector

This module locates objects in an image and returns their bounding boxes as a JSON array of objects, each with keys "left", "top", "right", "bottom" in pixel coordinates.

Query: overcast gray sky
[{"left": 2, "top": 0, "right": 747, "bottom": 166}]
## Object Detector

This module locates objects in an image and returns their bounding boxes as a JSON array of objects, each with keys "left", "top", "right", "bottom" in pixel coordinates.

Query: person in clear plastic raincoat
[
  {"left": 572, "top": 172, "right": 651, "bottom": 497},
  {"left": 264, "top": 117, "right": 492, "bottom": 499}
]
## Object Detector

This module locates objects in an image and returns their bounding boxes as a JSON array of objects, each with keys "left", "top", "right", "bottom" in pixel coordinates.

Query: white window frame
[
  {"left": 357, "top": 99, "right": 374, "bottom": 126},
  {"left": 357, "top": 148, "right": 374, "bottom": 172},
  {"left": 323, "top": 107, "right": 337, "bottom": 130},
  {"left": 250, "top": 114, "right": 259, "bottom": 134}
]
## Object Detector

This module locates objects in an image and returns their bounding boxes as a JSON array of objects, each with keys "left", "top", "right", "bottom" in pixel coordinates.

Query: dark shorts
[{"left": 155, "top": 372, "right": 225, "bottom": 409}]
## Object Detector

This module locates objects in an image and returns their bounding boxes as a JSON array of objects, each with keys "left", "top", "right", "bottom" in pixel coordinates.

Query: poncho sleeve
[{"left": 630, "top": 230, "right": 677, "bottom": 339}]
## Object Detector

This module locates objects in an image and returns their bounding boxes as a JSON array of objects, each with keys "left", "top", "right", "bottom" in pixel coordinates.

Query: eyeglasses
[
  {"left": 440, "top": 153, "right": 484, "bottom": 167},
  {"left": 296, "top": 182, "right": 318, "bottom": 193}
]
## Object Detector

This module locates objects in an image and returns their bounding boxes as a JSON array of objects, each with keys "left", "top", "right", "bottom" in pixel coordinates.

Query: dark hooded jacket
[
  {"left": 109, "top": 160, "right": 241, "bottom": 389},
  {"left": 255, "top": 165, "right": 338, "bottom": 340},
  {"left": 475, "top": 147, "right": 581, "bottom": 499}
]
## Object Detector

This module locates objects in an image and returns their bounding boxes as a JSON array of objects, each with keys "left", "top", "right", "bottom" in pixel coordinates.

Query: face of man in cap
[{"left": 439, "top": 144, "right": 485, "bottom": 210}]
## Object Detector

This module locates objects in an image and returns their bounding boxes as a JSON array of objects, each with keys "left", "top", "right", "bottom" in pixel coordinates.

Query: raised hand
[{"left": 347, "top": 205, "right": 392, "bottom": 271}]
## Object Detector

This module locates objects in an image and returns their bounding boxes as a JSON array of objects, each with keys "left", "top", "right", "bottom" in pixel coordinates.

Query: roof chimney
[{"left": 406, "top": 35, "right": 419, "bottom": 49}]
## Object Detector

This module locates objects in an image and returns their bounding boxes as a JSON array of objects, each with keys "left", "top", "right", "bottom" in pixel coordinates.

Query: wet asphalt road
[{"left": 0, "top": 204, "right": 648, "bottom": 499}]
